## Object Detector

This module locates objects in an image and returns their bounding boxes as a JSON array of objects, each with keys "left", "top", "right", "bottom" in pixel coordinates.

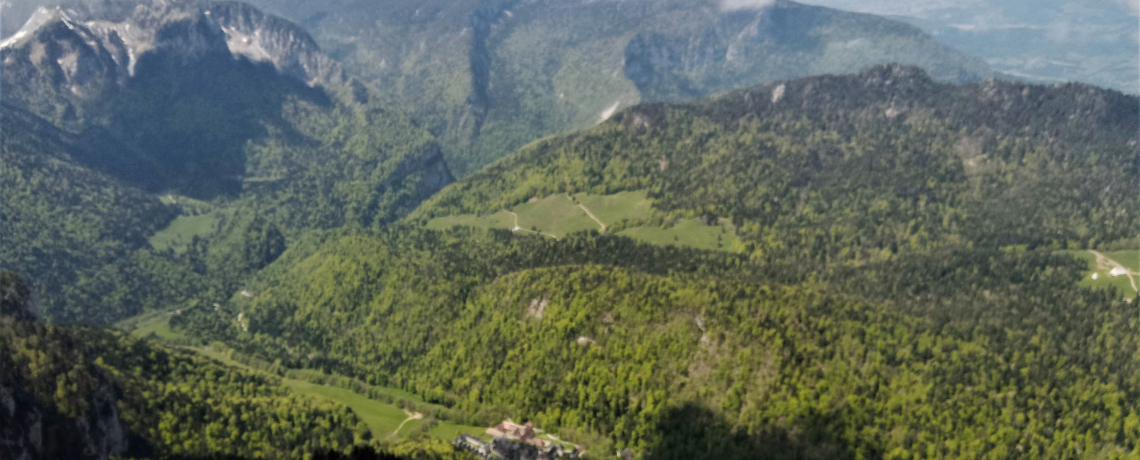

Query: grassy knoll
[
  {"left": 618, "top": 220, "right": 739, "bottom": 252},
  {"left": 149, "top": 212, "right": 222, "bottom": 252}
]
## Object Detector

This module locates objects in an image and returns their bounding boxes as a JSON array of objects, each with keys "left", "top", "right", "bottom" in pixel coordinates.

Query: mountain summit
[{"left": 1, "top": 0, "right": 345, "bottom": 127}]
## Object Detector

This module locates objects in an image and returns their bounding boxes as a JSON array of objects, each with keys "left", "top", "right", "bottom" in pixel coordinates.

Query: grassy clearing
[
  {"left": 1063, "top": 250, "right": 1138, "bottom": 298},
  {"left": 427, "top": 422, "right": 492, "bottom": 442},
  {"left": 1103, "top": 250, "right": 1140, "bottom": 272},
  {"left": 619, "top": 220, "right": 739, "bottom": 252},
  {"left": 283, "top": 379, "right": 415, "bottom": 437},
  {"left": 426, "top": 195, "right": 597, "bottom": 238},
  {"left": 426, "top": 190, "right": 738, "bottom": 252},
  {"left": 572, "top": 191, "right": 653, "bottom": 225},
  {"left": 116, "top": 309, "right": 189, "bottom": 342},
  {"left": 121, "top": 320, "right": 492, "bottom": 442},
  {"left": 513, "top": 195, "right": 598, "bottom": 237},
  {"left": 425, "top": 212, "right": 514, "bottom": 232},
  {"left": 158, "top": 194, "right": 213, "bottom": 208},
  {"left": 149, "top": 212, "right": 221, "bottom": 253}
]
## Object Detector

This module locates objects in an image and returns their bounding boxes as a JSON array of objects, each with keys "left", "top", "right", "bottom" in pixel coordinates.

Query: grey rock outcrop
[{"left": 1, "top": 0, "right": 345, "bottom": 94}]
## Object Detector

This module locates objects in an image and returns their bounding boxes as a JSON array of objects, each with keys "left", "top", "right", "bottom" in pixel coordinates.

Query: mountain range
[
  {"left": 228, "top": 0, "right": 994, "bottom": 175},
  {"left": 797, "top": 0, "right": 1140, "bottom": 94},
  {"left": 0, "top": 1, "right": 1137, "bottom": 459},
  {"left": 6, "top": 0, "right": 995, "bottom": 176}
]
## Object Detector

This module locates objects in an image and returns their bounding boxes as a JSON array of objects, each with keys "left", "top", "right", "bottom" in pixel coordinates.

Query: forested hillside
[
  {"left": 416, "top": 64, "right": 1139, "bottom": 262},
  {"left": 165, "top": 65, "right": 1140, "bottom": 458},
  {"left": 1, "top": 271, "right": 476, "bottom": 460},
  {"left": 0, "top": 1, "right": 452, "bottom": 324},
  {"left": 1, "top": 2, "right": 1137, "bottom": 459},
  {"left": 174, "top": 224, "right": 1140, "bottom": 459},
  {"left": 0, "top": 272, "right": 366, "bottom": 459}
]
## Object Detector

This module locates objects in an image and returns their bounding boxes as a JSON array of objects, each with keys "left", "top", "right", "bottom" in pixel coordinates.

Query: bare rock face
[
  {"left": 0, "top": 272, "right": 39, "bottom": 321},
  {"left": 1, "top": 273, "right": 130, "bottom": 460},
  {"left": 0, "top": 376, "right": 131, "bottom": 460},
  {"left": 0, "top": 0, "right": 344, "bottom": 123}
]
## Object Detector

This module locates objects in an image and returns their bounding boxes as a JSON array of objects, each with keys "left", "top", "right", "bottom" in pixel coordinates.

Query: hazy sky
[
  {"left": 796, "top": 0, "right": 1138, "bottom": 19},
  {"left": 719, "top": 0, "right": 775, "bottom": 10}
]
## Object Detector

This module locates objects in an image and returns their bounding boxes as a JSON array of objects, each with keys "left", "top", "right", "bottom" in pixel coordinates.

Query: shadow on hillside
[{"left": 640, "top": 402, "right": 862, "bottom": 460}]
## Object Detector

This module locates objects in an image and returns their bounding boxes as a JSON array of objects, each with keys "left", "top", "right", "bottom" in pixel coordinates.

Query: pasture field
[
  {"left": 618, "top": 219, "right": 738, "bottom": 252},
  {"left": 572, "top": 191, "right": 653, "bottom": 227},
  {"left": 512, "top": 195, "right": 599, "bottom": 237},
  {"left": 149, "top": 212, "right": 222, "bottom": 252},
  {"left": 426, "top": 190, "right": 739, "bottom": 252},
  {"left": 120, "top": 313, "right": 500, "bottom": 442},
  {"left": 1064, "top": 250, "right": 1138, "bottom": 299},
  {"left": 425, "top": 211, "right": 515, "bottom": 233},
  {"left": 116, "top": 309, "right": 188, "bottom": 342},
  {"left": 1103, "top": 250, "right": 1140, "bottom": 272},
  {"left": 282, "top": 379, "right": 416, "bottom": 437}
]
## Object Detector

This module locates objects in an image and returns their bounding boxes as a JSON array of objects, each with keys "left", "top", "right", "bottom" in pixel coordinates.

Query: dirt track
[
  {"left": 1089, "top": 250, "right": 1139, "bottom": 292},
  {"left": 568, "top": 196, "right": 606, "bottom": 233}
]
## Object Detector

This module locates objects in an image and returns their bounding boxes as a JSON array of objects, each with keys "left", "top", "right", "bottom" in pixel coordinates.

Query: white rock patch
[{"left": 771, "top": 84, "right": 786, "bottom": 103}]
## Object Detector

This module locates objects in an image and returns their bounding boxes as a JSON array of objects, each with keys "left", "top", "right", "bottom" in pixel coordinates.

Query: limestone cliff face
[
  {"left": 0, "top": 273, "right": 130, "bottom": 460},
  {"left": 0, "top": 383, "right": 131, "bottom": 460},
  {"left": 0, "top": 0, "right": 345, "bottom": 126}
]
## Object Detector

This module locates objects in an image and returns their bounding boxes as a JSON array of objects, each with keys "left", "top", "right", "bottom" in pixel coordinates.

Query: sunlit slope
[
  {"left": 412, "top": 64, "right": 1139, "bottom": 262},
  {"left": 173, "top": 227, "right": 1140, "bottom": 458}
]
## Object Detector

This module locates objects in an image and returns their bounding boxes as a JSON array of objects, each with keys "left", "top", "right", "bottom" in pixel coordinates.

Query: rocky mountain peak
[{"left": 1, "top": 0, "right": 344, "bottom": 90}]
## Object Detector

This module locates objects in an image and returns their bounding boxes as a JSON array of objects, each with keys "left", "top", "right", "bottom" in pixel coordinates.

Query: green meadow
[
  {"left": 119, "top": 312, "right": 497, "bottom": 443},
  {"left": 618, "top": 219, "right": 739, "bottom": 252},
  {"left": 149, "top": 212, "right": 222, "bottom": 253},
  {"left": 427, "top": 190, "right": 738, "bottom": 251},
  {"left": 282, "top": 379, "right": 417, "bottom": 437},
  {"left": 1065, "top": 250, "right": 1138, "bottom": 299}
]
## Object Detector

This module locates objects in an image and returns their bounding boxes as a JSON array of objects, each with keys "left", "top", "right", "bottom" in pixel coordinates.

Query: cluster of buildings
[{"left": 452, "top": 420, "right": 580, "bottom": 460}]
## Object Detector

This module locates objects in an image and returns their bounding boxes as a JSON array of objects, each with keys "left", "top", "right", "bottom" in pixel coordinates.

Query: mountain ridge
[
  {"left": 415, "top": 63, "right": 1138, "bottom": 260},
  {"left": 219, "top": 0, "right": 993, "bottom": 176}
]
